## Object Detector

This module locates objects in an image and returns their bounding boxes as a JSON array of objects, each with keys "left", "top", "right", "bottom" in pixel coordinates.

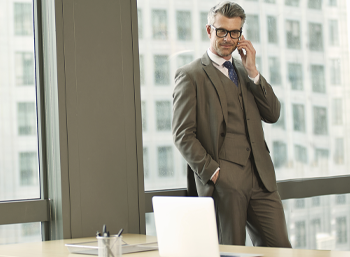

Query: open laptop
[{"left": 152, "top": 196, "right": 262, "bottom": 257}]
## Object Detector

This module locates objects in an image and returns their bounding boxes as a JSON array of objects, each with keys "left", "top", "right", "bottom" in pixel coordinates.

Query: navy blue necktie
[{"left": 223, "top": 61, "right": 239, "bottom": 86}]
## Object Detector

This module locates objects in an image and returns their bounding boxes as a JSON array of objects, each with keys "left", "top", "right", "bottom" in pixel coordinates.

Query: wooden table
[{"left": 0, "top": 234, "right": 349, "bottom": 257}]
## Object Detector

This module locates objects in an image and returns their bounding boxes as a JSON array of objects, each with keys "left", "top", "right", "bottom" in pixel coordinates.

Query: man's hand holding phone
[{"left": 237, "top": 35, "right": 259, "bottom": 78}]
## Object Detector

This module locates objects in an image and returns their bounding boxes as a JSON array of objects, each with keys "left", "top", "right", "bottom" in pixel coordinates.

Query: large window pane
[
  {"left": 0, "top": 1, "right": 40, "bottom": 201},
  {"left": 176, "top": 11, "right": 191, "bottom": 41},
  {"left": 286, "top": 20, "right": 300, "bottom": 49},
  {"left": 309, "top": 23, "right": 323, "bottom": 51},
  {"left": 245, "top": 15, "right": 260, "bottom": 43},
  {"left": 154, "top": 55, "right": 169, "bottom": 85},
  {"left": 329, "top": 20, "right": 339, "bottom": 46},
  {"left": 267, "top": 16, "right": 278, "bottom": 44},
  {"left": 268, "top": 57, "right": 281, "bottom": 85},
  {"left": 292, "top": 104, "right": 305, "bottom": 132},
  {"left": 152, "top": 10, "right": 167, "bottom": 40},
  {"left": 0, "top": 223, "right": 41, "bottom": 245},
  {"left": 311, "top": 65, "right": 325, "bottom": 93},
  {"left": 288, "top": 63, "right": 303, "bottom": 90}
]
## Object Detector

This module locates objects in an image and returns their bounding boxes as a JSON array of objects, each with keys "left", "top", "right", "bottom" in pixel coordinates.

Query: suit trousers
[{"left": 212, "top": 156, "right": 292, "bottom": 248}]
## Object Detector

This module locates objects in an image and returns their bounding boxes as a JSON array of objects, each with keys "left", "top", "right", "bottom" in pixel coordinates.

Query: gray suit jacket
[{"left": 172, "top": 52, "right": 280, "bottom": 197}]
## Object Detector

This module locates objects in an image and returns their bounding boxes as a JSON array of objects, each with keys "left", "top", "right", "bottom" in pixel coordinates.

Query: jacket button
[
  {"left": 246, "top": 148, "right": 250, "bottom": 151},
  {"left": 221, "top": 133, "right": 225, "bottom": 137}
]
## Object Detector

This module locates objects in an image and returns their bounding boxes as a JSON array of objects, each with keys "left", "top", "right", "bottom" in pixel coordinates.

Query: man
[{"left": 172, "top": 1, "right": 291, "bottom": 247}]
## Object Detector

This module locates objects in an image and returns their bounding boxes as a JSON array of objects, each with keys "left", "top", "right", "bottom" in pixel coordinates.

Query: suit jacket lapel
[{"left": 201, "top": 53, "right": 228, "bottom": 123}]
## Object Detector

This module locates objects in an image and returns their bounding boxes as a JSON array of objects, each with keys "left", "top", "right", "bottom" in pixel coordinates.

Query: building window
[
  {"left": 139, "top": 55, "right": 145, "bottom": 85},
  {"left": 143, "top": 147, "right": 149, "bottom": 178},
  {"left": 311, "top": 65, "right": 325, "bottom": 93},
  {"left": 14, "top": 2, "right": 32, "bottom": 36},
  {"left": 265, "top": 0, "right": 276, "bottom": 3},
  {"left": 273, "top": 141, "right": 287, "bottom": 168},
  {"left": 141, "top": 101, "right": 147, "bottom": 131},
  {"left": 177, "top": 11, "right": 191, "bottom": 41},
  {"left": 138, "top": 9, "right": 143, "bottom": 39},
  {"left": 295, "top": 199, "right": 305, "bottom": 208},
  {"left": 154, "top": 55, "right": 169, "bottom": 85},
  {"left": 155, "top": 101, "right": 171, "bottom": 131},
  {"left": 21, "top": 223, "right": 40, "bottom": 237},
  {"left": 152, "top": 10, "right": 167, "bottom": 40},
  {"left": 336, "top": 195, "right": 346, "bottom": 204},
  {"left": 315, "top": 148, "right": 329, "bottom": 164},
  {"left": 293, "top": 104, "right": 305, "bottom": 132},
  {"left": 274, "top": 101, "right": 285, "bottom": 129},
  {"left": 295, "top": 221, "right": 306, "bottom": 248},
  {"left": 286, "top": 20, "right": 300, "bottom": 49},
  {"left": 15, "top": 52, "right": 34, "bottom": 86},
  {"left": 334, "top": 138, "right": 344, "bottom": 164},
  {"left": 329, "top": 20, "right": 339, "bottom": 46},
  {"left": 332, "top": 98, "right": 343, "bottom": 125},
  {"left": 313, "top": 106, "right": 328, "bottom": 135},
  {"left": 329, "top": 0, "right": 337, "bottom": 6},
  {"left": 267, "top": 16, "right": 278, "bottom": 44},
  {"left": 288, "top": 63, "right": 303, "bottom": 90},
  {"left": 330, "top": 59, "right": 341, "bottom": 85},
  {"left": 158, "top": 146, "right": 173, "bottom": 177},
  {"left": 295, "top": 145, "right": 307, "bottom": 164},
  {"left": 310, "top": 218, "right": 321, "bottom": 249},
  {"left": 177, "top": 54, "right": 193, "bottom": 69},
  {"left": 312, "top": 196, "right": 320, "bottom": 206},
  {"left": 309, "top": 23, "right": 323, "bottom": 51},
  {"left": 268, "top": 57, "right": 281, "bottom": 85},
  {"left": 246, "top": 15, "right": 260, "bottom": 43},
  {"left": 18, "top": 102, "right": 36, "bottom": 135},
  {"left": 336, "top": 217, "right": 347, "bottom": 244},
  {"left": 201, "top": 12, "right": 208, "bottom": 41},
  {"left": 19, "top": 152, "right": 38, "bottom": 186},
  {"left": 256, "top": 56, "right": 262, "bottom": 72},
  {"left": 285, "top": 0, "right": 299, "bottom": 6},
  {"left": 308, "top": 0, "right": 322, "bottom": 9}
]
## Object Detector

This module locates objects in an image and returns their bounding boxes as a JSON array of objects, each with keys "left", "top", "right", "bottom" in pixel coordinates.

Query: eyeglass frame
[{"left": 210, "top": 25, "right": 242, "bottom": 39}]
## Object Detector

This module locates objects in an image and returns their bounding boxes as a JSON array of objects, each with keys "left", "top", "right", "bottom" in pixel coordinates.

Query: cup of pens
[{"left": 97, "top": 225, "right": 123, "bottom": 257}]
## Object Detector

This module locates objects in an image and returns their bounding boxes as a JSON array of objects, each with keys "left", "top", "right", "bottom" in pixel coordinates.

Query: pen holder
[{"left": 97, "top": 235, "right": 122, "bottom": 257}]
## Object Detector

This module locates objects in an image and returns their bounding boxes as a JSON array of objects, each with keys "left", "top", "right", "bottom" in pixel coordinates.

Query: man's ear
[{"left": 206, "top": 25, "right": 212, "bottom": 38}]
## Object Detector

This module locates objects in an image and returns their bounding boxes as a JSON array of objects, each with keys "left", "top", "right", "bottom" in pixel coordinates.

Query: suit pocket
[{"left": 218, "top": 133, "right": 251, "bottom": 166}]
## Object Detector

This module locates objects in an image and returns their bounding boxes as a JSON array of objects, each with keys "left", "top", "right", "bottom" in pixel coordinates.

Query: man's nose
[{"left": 223, "top": 33, "right": 232, "bottom": 42}]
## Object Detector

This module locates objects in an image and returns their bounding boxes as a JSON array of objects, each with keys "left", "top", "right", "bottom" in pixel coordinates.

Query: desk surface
[{"left": 0, "top": 234, "right": 349, "bottom": 257}]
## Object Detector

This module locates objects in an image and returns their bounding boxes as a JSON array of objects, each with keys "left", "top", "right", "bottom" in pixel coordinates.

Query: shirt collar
[{"left": 207, "top": 48, "right": 232, "bottom": 67}]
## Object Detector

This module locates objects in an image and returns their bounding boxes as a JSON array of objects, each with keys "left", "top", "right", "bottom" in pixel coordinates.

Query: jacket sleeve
[
  {"left": 172, "top": 69, "right": 219, "bottom": 185},
  {"left": 248, "top": 74, "right": 281, "bottom": 123}
]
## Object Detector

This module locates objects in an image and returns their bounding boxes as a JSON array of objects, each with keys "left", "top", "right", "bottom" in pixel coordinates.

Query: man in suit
[{"left": 172, "top": 1, "right": 291, "bottom": 247}]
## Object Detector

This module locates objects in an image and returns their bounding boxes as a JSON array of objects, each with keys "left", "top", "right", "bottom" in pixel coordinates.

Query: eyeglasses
[{"left": 210, "top": 25, "right": 242, "bottom": 39}]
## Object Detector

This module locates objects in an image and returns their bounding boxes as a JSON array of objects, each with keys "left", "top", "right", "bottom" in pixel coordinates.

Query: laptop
[{"left": 152, "top": 196, "right": 262, "bottom": 257}]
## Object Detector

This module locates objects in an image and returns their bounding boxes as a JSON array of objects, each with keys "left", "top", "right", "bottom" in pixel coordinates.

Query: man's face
[{"left": 206, "top": 14, "right": 242, "bottom": 60}]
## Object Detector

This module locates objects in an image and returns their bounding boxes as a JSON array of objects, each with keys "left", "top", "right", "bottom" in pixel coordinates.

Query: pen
[{"left": 117, "top": 228, "right": 124, "bottom": 237}]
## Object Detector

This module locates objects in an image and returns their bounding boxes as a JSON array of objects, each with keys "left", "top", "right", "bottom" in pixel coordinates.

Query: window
[
  {"left": 313, "top": 107, "right": 328, "bottom": 135},
  {"left": 265, "top": 0, "right": 276, "bottom": 3},
  {"left": 312, "top": 196, "right": 320, "bottom": 206},
  {"left": 332, "top": 98, "right": 342, "bottom": 125},
  {"left": 14, "top": 2, "right": 32, "bottom": 36},
  {"left": 329, "top": 20, "right": 339, "bottom": 46},
  {"left": 141, "top": 101, "right": 147, "bottom": 131},
  {"left": 336, "top": 217, "right": 347, "bottom": 244},
  {"left": 268, "top": 57, "right": 281, "bottom": 85},
  {"left": 139, "top": 55, "right": 145, "bottom": 85},
  {"left": 155, "top": 101, "right": 171, "bottom": 131},
  {"left": 295, "top": 221, "right": 306, "bottom": 248},
  {"left": 286, "top": 20, "right": 301, "bottom": 49},
  {"left": 309, "top": 23, "right": 323, "bottom": 51},
  {"left": 315, "top": 148, "right": 329, "bottom": 164},
  {"left": 310, "top": 218, "right": 321, "bottom": 249},
  {"left": 330, "top": 59, "right": 341, "bottom": 85},
  {"left": 336, "top": 195, "right": 346, "bottom": 204},
  {"left": 158, "top": 146, "right": 173, "bottom": 177},
  {"left": 295, "top": 145, "right": 307, "bottom": 164},
  {"left": 177, "top": 11, "right": 191, "bottom": 41},
  {"left": 15, "top": 52, "right": 34, "bottom": 85},
  {"left": 154, "top": 55, "right": 169, "bottom": 85},
  {"left": 311, "top": 65, "right": 325, "bottom": 93},
  {"left": 138, "top": 9, "right": 143, "bottom": 39},
  {"left": 256, "top": 56, "right": 262, "bottom": 72},
  {"left": 152, "top": 10, "right": 167, "bottom": 40},
  {"left": 19, "top": 152, "right": 38, "bottom": 186},
  {"left": 285, "top": 0, "right": 299, "bottom": 6},
  {"left": 143, "top": 147, "right": 149, "bottom": 178},
  {"left": 334, "top": 138, "right": 344, "bottom": 164},
  {"left": 267, "top": 16, "right": 278, "bottom": 44},
  {"left": 17, "top": 102, "right": 36, "bottom": 136},
  {"left": 295, "top": 199, "right": 305, "bottom": 208},
  {"left": 273, "top": 141, "right": 287, "bottom": 168},
  {"left": 288, "top": 63, "right": 303, "bottom": 90},
  {"left": 329, "top": 0, "right": 337, "bottom": 6},
  {"left": 246, "top": 15, "right": 260, "bottom": 43},
  {"left": 177, "top": 54, "right": 193, "bottom": 69},
  {"left": 274, "top": 102, "right": 285, "bottom": 129},
  {"left": 200, "top": 12, "right": 208, "bottom": 41},
  {"left": 293, "top": 104, "right": 305, "bottom": 132},
  {"left": 308, "top": 0, "right": 322, "bottom": 9}
]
